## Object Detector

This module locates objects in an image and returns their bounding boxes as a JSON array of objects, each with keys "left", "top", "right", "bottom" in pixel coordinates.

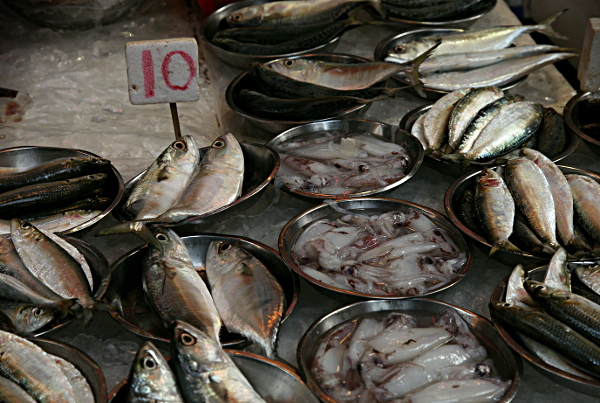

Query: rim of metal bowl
[
  {"left": 564, "top": 91, "right": 600, "bottom": 148},
  {"left": 0, "top": 145, "right": 124, "bottom": 235},
  {"left": 265, "top": 119, "right": 425, "bottom": 199},
  {"left": 384, "top": 0, "right": 497, "bottom": 27},
  {"left": 278, "top": 197, "right": 473, "bottom": 299},
  {"left": 297, "top": 297, "right": 522, "bottom": 403}
]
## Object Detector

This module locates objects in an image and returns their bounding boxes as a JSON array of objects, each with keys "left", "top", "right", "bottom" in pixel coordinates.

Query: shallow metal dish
[
  {"left": 113, "top": 142, "right": 278, "bottom": 231},
  {"left": 490, "top": 265, "right": 600, "bottom": 397},
  {"left": 0, "top": 146, "right": 124, "bottom": 235},
  {"left": 201, "top": 0, "right": 342, "bottom": 70},
  {"left": 399, "top": 104, "right": 578, "bottom": 177},
  {"left": 104, "top": 233, "right": 299, "bottom": 351},
  {"left": 444, "top": 165, "right": 600, "bottom": 267},
  {"left": 564, "top": 91, "right": 600, "bottom": 156},
  {"left": 298, "top": 298, "right": 521, "bottom": 403},
  {"left": 265, "top": 119, "right": 424, "bottom": 199},
  {"left": 108, "top": 350, "right": 318, "bottom": 402},
  {"left": 279, "top": 197, "right": 472, "bottom": 301},
  {"left": 373, "top": 28, "right": 527, "bottom": 101},
  {"left": 32, "top": 338, "right": 107, "bottom": 403},
  {"left": 226, "top": 53, "right": 384, "bottom": 133}
]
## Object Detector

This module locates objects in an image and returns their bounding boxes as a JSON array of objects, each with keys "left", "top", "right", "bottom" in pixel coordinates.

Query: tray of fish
[
  {"left": 104, "top": 230, "right": 299, "bottom": 355},
  {"left": 111, "top": 134, "right": 278, "bottom": 230},
  {"left": 264, "top": 119, "right": 424, "bottom": 199},
  {"left": 0, "top": 146, "right": 124, "bottom": 235},
  {"left": 445, "top": 156, "right": 600, "bottom": 267},
  {"left": 373, "top": 13, "right": 574, "bottom": 99},
  {"left": 399, "top": 87, "right": 577, "bottom": 176},
  {"left": 564, "top": 91, "right": 600, "bottom": 156},
  {"left": 489, "top": 250, "right": 600, "bottom": 397},
  {"left": 298, "top": 298, "right": 521, "bottom": 402},
  {"left": 0, "top": 332, "right": 107, "bottom": 402},
  {"left": 279, "top": 197, "right": 472, "bottom": 300}
]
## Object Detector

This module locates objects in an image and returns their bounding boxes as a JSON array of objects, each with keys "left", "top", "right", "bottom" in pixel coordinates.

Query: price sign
[{"left": 125, "top": 38, "right": 200, "bottom": 105}]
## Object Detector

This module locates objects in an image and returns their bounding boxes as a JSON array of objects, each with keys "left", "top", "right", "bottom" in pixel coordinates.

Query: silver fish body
[
  {"left": 567, "top": 174, "right": 600, "bottom": 244},
  {"left": 543, "top": 247, "right": 570, "bottom": 292},
  {"left": 422, "top": 88, "right": 472, "bottom": 152},
  {"left": 0, "top": 301, "right": 55, "bottom": 335},
  {"left": 52, "top": 354, "right": 94, "bottom": 403},
  {"left": 0, "top": 375, "right": 36, "bottom": 403}
]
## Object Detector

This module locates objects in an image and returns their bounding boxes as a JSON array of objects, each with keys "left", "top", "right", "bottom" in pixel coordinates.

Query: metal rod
[{"left": 170, "top": 102, "right": 182, "bottom": 140}]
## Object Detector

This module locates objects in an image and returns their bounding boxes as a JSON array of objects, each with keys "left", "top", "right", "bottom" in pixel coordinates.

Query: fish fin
[
  {"left": 440, "top": 153, "right": 465, "bottom": 162},
  {"left": 97, "top": 221, "right": 162, "bottom": 250},
  {"left": 540, "top": 243, "right": 558, "bottom": 255},
  {"left": 490, "top": 241, "right": 521, "bottom": 256},
  {"left": 70, "top": 303, "right": 94, "bottom": 327},
  {"left": 536, "top": 9, "right": 569, "bottom": 40}
]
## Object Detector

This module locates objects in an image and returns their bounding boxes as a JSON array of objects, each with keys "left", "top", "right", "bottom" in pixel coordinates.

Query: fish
[
  {"left": 51, "top": 354, "right": 94, "bottom": 403},
  {"left": 574, "top": 265, "right": 600, "bottom": 296},
  {"left": 205, "top": 241, "right": 285, "bottom": 358},
  {"left": 0, "top": 209, "right": 103, "bottom": 235},
  {"left": 0, "top": 300, "right": 55, "bottom": 335},
  {"left": 422, "top": 88, "right": 472, "bottom": 152},
  {"left": 0, "top": 375, "right": 37, "bottom": 403},
  {"left": 567, "top": 174, "right": 600, "bottom": 244},
  {"left": 505, "top": 264, "right": 535, "bottom": 307},
  {"left": 535, "top": 107, "right": 569, "bottom": 158},
  {"left": 543, "top": 247, "right": 570, "bottom": 291},
  {"left": 122, "top": 135, "right": 200, "bottom": 221},
  {"left": 510, "top": 213, "right": 550, "bottom": 255},
  {"left": 214, "top": 19, "right": 344, "bottom": 44},
  {"left": 10, "top": 196, "right": 112, "bottom": 222},
  {"left": 0, "top": 273, "right": 73, "bottom": 318},
  {"left": 170, "top": 320, "right": 266, "bottom": 402},
  {"left": 382, "top": 0, "right": 492, "bottom": 21}
]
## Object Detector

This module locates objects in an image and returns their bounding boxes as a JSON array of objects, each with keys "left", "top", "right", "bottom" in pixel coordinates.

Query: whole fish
[
  {"left": 0, "top": 300, "right": 55, "bottom": 335},
  {"left": 422, "top": 88, "right": 472, "bottom": 152},
  {"left": 505, "top": 264, "right": 535, "bottom": 307},
  {"left": 156, "top": 133, "right": 244, "bottom": 224},
  {"left": 170, "top": 320, "right": 266, "bottom": 403},
  {"left": 543, "top": 247, "right": 570, "bottom": 291},
  {"left": 122, "top": 135, "right": 200, "bottom": 221},
  {"left": 567, "top": 174, "right": 600, "bottom": 244},
  {"left": 519, "top": 334, "right": 590, "bottom": 379},
  {"left": 206, "top": 241, "right": 284, "bottom": 359},
  {"left": 0, "top": 375, "right": 36, "bottom": 403},
  {"left": 536, "top": 107, "right": 569, "bottom": 158},
  {"left": 126, "top": 341, "right": 183, "bottom": 403}
]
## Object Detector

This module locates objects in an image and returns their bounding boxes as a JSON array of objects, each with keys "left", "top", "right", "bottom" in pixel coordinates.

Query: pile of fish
[
  {"left": 491, "top": 248, "right": 600, "bottom": 380},
  {"left": 291, "top": 208, "right": 467, "bottom": 296},
  {"left": 458, "top": 147, "right": 598, "bottom": 257},
  {"left": 381, "top": 0, "right": 494, "bottom": 22},
  {"left": 211, "top": 0, "right": 383, "bottom": 55},
  {"left": 0, "top": 330, "right": 94, "bottom": 402},
  {"left": 311, "top": 307, "right": 511, "bottom": 402},
  {"left": 411, "top": 86, "right": 569, "bottom": 163},
  {"left": 119, "top": 133, "right": 244, "bottom": 225},
  {"left": 0, "top": 155, "right": 113, "bottom": 233},
  {"left": 123, "top": 321, "right": 267, "bottom": 402},
  {"left": 0, "top": 219, "right": 98, "bottom": 335},
  {"left": 274, "top": 130, "right": 412, "bottom": 195},
  {"left": 385, "top": 11, "right": 576, "bottom": 92}
]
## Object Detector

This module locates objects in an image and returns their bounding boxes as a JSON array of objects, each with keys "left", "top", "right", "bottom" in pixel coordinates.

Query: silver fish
[
  {"left": 52, "top": 354, "right": 94, "bottom": 403},
  {"left": 543, "top": 247, "right": 570, "bottom": 292},
  {"left": 0, "top": 301, "right": 55, "bottom": 335},
  {"left": 0, "top": 209, "right": 102, "bottom": 235},
  {"left": 567, "top": 174, "right": 600, "bottom": 244},
  {"left": 422, "top": 88, "right": 472, "bottom": 152},
  {"left": 505, "top": 264, "right": 535, "bottom": 307},
  {"left": 0, "top": 374, "right": 36, "bottom": 403}
]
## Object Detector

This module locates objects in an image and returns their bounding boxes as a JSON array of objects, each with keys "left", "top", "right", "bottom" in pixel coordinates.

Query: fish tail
[
  {"left": 536, "top": 9, "right": 569, "bottom": 40},
  {"left": 70, "top": 302, "right": 94, "bottom": 326},
  {"left": 404, "top": 41, "right": 441, "bottom": 98},
  {"left": 56, "top": 298, "right": 78, "bottom": 319},
  {"left": 490, "top": 241, "right": 521, "bottom": 256},
  {"left": 369, "top": 0, "right": 386, "bottom": 18},
  {"left": 440, "top": 153, "right": 464, "bottom": 162},
  {"left": 97, "top": 220, "right": 162, "bottom": 249}
]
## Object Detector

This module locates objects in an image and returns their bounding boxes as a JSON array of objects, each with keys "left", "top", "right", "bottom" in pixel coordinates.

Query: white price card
[{"left": 125, "top": 38, "right": 200, "bottom": 105}]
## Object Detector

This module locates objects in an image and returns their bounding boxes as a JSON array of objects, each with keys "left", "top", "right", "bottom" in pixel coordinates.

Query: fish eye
[
  {"left": 20, "top": 222, "right": 32, "bottom": 230},
  {"left": 33, "top": 307, "right": 43, "bottom": 316},
  {"left": 533, "top": 284, "right": 545, "bottom": 291},
  {"left": 173, "top": 140, "right": 186, "bottom": 150},
  {"left": 155, "top": 232, "right": 169, "bottom": 242},
  {"left": 180, "top": 332, "right": 196, "bottom": 346},
  {"left": 218, "top": 242, "right": 232, "bottom": 253},
  {"left": 283, "top": 59, "right": 294, "bottom": 67},
  {"left": 212, "top": 140, "right": 225, "bottom": 148},
  {"left": 393, "top": 45, "right": 405, "bottom": 53},
  {"left": 230, "top": 13, "right": 242, "bottom": 22},
  {"left": 142, "top": 356, "right": 157, "bottom": 369}
]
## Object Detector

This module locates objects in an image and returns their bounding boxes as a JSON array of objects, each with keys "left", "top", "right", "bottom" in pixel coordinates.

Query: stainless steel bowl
[
  {"left": 32, "top": 338, "right": 107, "bottom": 403},
  {"left": 490, "top": 265, "right": 600, "bottom": 397},
  {"left": 279, "top": 197, "right": 472, "bottom": 300},
  {"left": 225, "top": 54, "right": 383, "bottom": 133},
  {"left": 399, "top": 104, "right": 579, "bottom": 177},
  {"left": 297, "top": 298, "right": 522, "bottom": 403},
  {"left": 373, "top": 28, "right": 527, "bottom": 101},
  {"left": 113, "top": 142, "right": 278, "bottom": 231},
  {"left": 444, "top": 165, "right": 600, "bottom": 267},
  {"left": 201, "top": 0, "right": 342, "bottom": 70},
  {"left": 265, "top": 119, "right": 424, "bottom": 199},
  {"left": 564, "top": 91, "right": 600, "bottom": 155},
  {"left": 0, "top": 146, "right": 124, "bottom": 235},
  {"left": 104, "top": 233, "right": 299, "bottom": 350}
]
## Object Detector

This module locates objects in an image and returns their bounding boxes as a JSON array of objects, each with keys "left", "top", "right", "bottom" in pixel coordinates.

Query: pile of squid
[
  {"left": 291, "top": 207, "right": 467, "bottom": 296},
  {"left": 491, "top": 247, "right": 600, "bottom": 380},
  {"left": 381, "top": 0, "right": 495, "bottom": 22},
  {"left": 411, "top": 86, "right": 569, "bottom": 164},
  {"left": 311, "top": 308, "right": 511, "bottom": 402},
  {"left": 0, "top": 330, "right": 94, "bottom": 402},
  {"left": 0, "top": 219, "right": 99, "bottom": 335},
  {"left": 0, "top": 155, "right": 113, "bottom": 234},
  {"left": 274, "top": 130, "right": 412, "bottom": 195},
  {"left": 458, "top": 147, "right": 599, "bottom": 257}
]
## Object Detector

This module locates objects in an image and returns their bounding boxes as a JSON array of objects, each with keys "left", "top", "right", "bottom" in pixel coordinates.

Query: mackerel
[{"left": 567, "top": 174, "right": 600, "bottom": 244}]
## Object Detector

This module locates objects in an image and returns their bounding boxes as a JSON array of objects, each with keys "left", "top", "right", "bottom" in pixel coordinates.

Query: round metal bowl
[
  {"left": 298, "top": 298, "right": 522, "bottom": 403},
  {"left": 225, "top": 53, "right": 384, "bottom": 133},
  {"left": 564, "top": 91, "right": 600, "bottom": 156},
  {"left": 0, "top": 146, "right": 124, "bottom": 235},
  {"left": 278, "top": 197, "right": 473, "bottom": 300},
  {"left": 373, "top": 27, "right": 527, "bottom": 101},
  {"left": 113, "top": 142, "right": 278, "bottom": 231},
  {"left": 444, "top": 165, "right": 600, "bottom": 267},
  {"left": 32, "top": 338, "right": 107, "bottom": 403},
  {"left": 399, "top": 104, "right": 578, "bottom": 177},
  {"left": 265, "top": 119, "right": 424, "bottom": 199},
  {"left": 104, "top": 233, "right": 299, "bottom": 350},
  {"left": 201, "top": 0, "right": 342, "bottom": 70},
  {"left": 490, "top": 265, "right": 600, "bottom": 397},
  {"left": 108, "top": 350, "right": 319, "bottom": 403}
]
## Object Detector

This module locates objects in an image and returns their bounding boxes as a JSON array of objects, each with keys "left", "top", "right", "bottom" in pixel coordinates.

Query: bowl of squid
[
  {"left": 444, "top": 164, "right": 600, "bottom": 268},
  {"left": 298, "top": 298, "right": 522, "bottom": 403},
  {"left": 564, "top": 91, "right": 600, "bottom": 156},
  {"left": 104, "top": 233, "right": 299, "bottom": 352},
  {"left": 278, "top": 197, "right": 472, "bottom": 300},
  {"left": 0, "top": 146, "right": 124, "bottom": 235},
  {"left": 264, "top": 119, "right": 424, "bottom": 199},
  {"left": 489, "top": 262, "right": 600, "bottom": 397}
]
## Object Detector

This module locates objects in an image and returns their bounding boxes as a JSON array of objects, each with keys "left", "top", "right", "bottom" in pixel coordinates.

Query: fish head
[
  {"left": 477, "top": 168, "right": 503, "bottom": 188},
  {"left": 151, "top": 227, "right": 188, "bottom": 256},
  {"left": 164, "top": 135, "right": 200, "bottom": 169},
  {"left": 10, "top": 218, "right": 40, "bottom": 242},
  {"left": 171, "top": 320, "right": 224, "bottom": 375},
  {"left": 129, "top": 341, "right": 174, "bottom": 397},
  {"left": 523, "top": 279, "right": 564, "bottom": 300},
  {"left": 269, "top": 58, "right": 311, "bottom": 78},
  {"left": 225, "top": 6, "right": 263, "bottom": 27},
  {"left": 17, "top": 305, "right": 54, "bottom": 333},
  {"left": 203, "top": 133, "right": 245, "bottom": 171},
  {"left": 388, "top": 40, "right": 437, "bottom": 64},
  {"left": 206, "top": 240, "right": 241, "bottom": 266}
]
